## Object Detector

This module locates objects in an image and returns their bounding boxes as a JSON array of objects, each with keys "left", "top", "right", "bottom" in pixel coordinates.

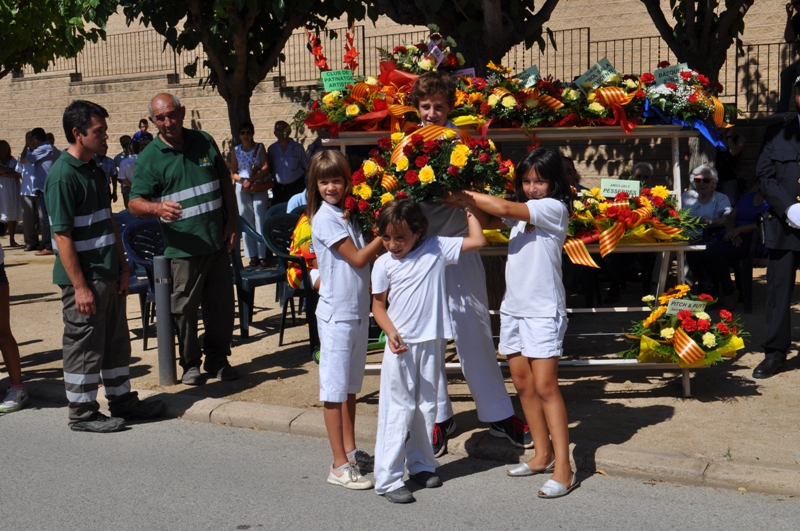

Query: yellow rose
[
  {"left": 418, "top": 58, "right": 434, "bottom": 71},
  {"left": 696, "top": 312, "right": 711, "bottom": 321},
  {"left": 345, "top": 104, "right": 360, "bottom": 117},
  {"left": 322, "top": 91, "right": 340, "bottom": 108},
  {"left": 356, "top": 183, "right": 372, "bottom": 200},
  {"left": 573, "top": 200, "right": 585, "bottom": 212},
  {"left": 625, "top": 78, "right": 638, "bottom": 89},
  {"left": 642, "top": 295, "right": 656, "bottom": 303},
  {"left": 650, "top": 185, "right": 670, "bottom": 199},
  {"left": 607, "top": 73, "right": 622, "bottom": 84},
  {"left": 380, "top": 192, "right": 395, "bottom": 205},
  {"left": 702, "top": 332, "right": 716, "bottom": 348},
  {"left": 419, "top": 165, "right": 436, "bottom": 184},
  {"left": 444, "top": 129, "right": 458, "bottom": 141},
  {"left": 586, "top": 92, "right": 596, "bottom": 102},
  {"left": 365, "top": 76, "right": 379, "bottom": 86},
  {"left": 487, "top": 94, "right": 500, "bottom": 107},
  {"left": 406, "top": 45, "right": 418, "bottom": 54},
  {"left": 525, "top": 99, "right": 538, "bottom": 108},
  {"left": 391, "top": 132, "right": 405, "bottom": 146},
  {"left": 362, "top": 160, "right": 380, "bottom": 178},
  {"left": 395, "top": 156, "right": 409, "bottom": 171},
  {"left": 450, "top": 151, "right": 468, "bottom": 168},
  {"left": 453, "top": 144, "right": 470, "bottom": 157},
  {"left": 588, "top": 102, "right": 606, "bottom": 114},
  {"left": 501, "top": 95, "right": 517, "bottom": 109},
  {"left": 660, "top": 327, "right": 675, "bottom": 340}
]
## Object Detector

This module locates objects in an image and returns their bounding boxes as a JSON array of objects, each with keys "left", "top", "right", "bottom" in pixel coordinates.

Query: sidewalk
[{"left": 4, "top": 236, "right": 800, "bottom": 496}]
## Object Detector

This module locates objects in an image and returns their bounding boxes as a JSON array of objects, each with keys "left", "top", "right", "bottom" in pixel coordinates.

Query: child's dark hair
[
  {"left": 306, "top": 150, "right": 352, "bottom": 224},
  {"left": 409, "top": 71, "right": 457, "bottom": 110},
  {"left": 514, "top": 147, "right": 573, "bottom": 214},
  {"left": 376, "top": 199, "right": 428, "bottom": 240}
]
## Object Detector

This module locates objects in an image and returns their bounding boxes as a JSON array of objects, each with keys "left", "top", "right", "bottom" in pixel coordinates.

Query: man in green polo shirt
[
  {"left": 46, "top": 99, "right": 165, "bottom": 432},
  {"left": 129, "top": 93, "right": 239, "bottom": 385}
]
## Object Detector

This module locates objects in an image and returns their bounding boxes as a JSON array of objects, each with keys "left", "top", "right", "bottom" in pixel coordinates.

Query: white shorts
[
  {"left": 498, "top": 313, "right": 568, "bottom": 359},
  {"left": 318, "top": 316, "right": 369, "bottom": 403}
]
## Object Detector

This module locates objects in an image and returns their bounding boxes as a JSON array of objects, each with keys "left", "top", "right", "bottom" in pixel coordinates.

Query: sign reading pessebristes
[
  {"left": 574, "top": 58, "right": 617, "bottom": 94},
  {"left": 666, "top": 298, "right": 707, "bottom": 315},
  {"left": 600, "top": 178, "right": 641, "bottom": 198},
  {"left": 321, "top": 69, "right": 355, "bottom": 92}
]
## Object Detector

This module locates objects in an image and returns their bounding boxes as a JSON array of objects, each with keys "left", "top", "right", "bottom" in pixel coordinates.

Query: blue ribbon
[{"left": 643, "top": 99, "right": 726, "bottom": 150}]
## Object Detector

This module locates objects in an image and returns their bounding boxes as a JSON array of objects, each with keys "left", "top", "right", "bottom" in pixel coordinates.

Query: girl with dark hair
[
  {"left": 452, "top": 146, "right": 577, "bottom": 498},
  {"left": 308, "top": 149, "right": 384, "bottom": 490},
  {"left": 371, "top": 199, "right": 485, "bottom": 503}
]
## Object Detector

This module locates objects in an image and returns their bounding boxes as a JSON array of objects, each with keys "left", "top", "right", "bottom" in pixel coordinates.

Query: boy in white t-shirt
[{"left": 371, "top": 199, "right": 485, "bottom": 504}]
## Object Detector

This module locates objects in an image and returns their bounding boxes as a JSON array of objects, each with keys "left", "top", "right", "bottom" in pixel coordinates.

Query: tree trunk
[
  {"left": 225, "top": 90, "right": 253, "bottom": 145},
  {"left": 687, "top": 136, "right": 717, "bottom": 189}
]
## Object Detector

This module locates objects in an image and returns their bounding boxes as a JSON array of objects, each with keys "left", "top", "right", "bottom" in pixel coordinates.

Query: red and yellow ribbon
[
  {"left": 563, "top": 238, "right": 600, "bottom": 268},
  {"left": 671, "top": 327, "right": 706, "bottom": 365},
  {"left": 389, "top": 125, "right": 473, "bottom": 165}
]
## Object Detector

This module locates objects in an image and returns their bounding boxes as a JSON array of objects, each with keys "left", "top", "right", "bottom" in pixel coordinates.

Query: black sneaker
[
  {"left": 348, "top": 448, "right": 374, "bottom": 473},
  {"left": 112, "top": 399, "right": 167, "bottom": 421},
  {"left": 489, "top": 415, "right": 534, "bottom": 448},
  {"left": 409, "top": 471, "right": 442, "bottom": 488},
  {"left": 383, "top": 486, "right": 415, "bottom": 504},
  {"left": 205, "top": 364, "right": 239, "bottom": 381},
  {"left": 70, "top": 412, "right": 126, "bottom": 433},
  {"left": 432, "top": 417, "right": 456, "bottom": 458}
]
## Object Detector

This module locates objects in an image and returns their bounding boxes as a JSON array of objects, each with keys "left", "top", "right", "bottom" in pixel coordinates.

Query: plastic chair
[
  {"left": 122, "top": 219, "right": 165, "bottom": 350},
  {"left": 262, "top": 213, "right": 319, "bottom": 351},
  {"left": 231, "top": 216, "right": 287, "bottom": 338}
]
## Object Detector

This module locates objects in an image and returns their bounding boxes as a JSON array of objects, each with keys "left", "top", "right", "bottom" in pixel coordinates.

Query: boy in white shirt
[{"left": 371, "top": 199, "right": 485, "bottom": 504}]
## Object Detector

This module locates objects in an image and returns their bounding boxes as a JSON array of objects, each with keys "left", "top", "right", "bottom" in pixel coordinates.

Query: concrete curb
[{"left": 23, "top": 381, "right": 800, "bottom": 496}]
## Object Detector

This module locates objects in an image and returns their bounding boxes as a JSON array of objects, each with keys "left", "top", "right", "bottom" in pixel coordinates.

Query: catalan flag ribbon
[
  {"left": 671, "top": 327, "right": 706, "bottom": 365},
  {"left": 563, "top": 238, "right": 600, "bottom": 268},
  {"left": 710, "top": 95, "right": 732, "bottom": 129},
  {"left": 598, "top": 220, "right": 627, "bottom": 257},
  {"left": 390, "top": 125, "right": 473, "bottom": 165}
]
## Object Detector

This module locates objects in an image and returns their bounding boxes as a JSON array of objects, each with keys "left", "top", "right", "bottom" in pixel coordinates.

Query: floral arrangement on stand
[
  {"left": 377, "top": 24, "right": 465, "bottom": 76},
  {"left": 344, "top": 125, "right": 515, "bottom": 234},
  {"left": 555, "top": 73, "right": 647, "bottom": 133},
  {"left": 563, "top": 185, "right": 702, "bottom": 268},
  {"left": 620, "top": 285, "right": 746, "bottom": 366}
]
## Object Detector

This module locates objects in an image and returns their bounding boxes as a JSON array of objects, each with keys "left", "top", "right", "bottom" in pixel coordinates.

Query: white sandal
[
  {"left": 538, "top": 473, "right": 579, "bottom": 498},
  {"left": 507, "top": 459, "right": 556, "bottom": 477}
]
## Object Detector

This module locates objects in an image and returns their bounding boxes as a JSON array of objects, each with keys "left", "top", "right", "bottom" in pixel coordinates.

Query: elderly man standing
[
  {"left": 129, "top": 93, "right": 239, "bottom": 385},
  {"left": 46, "top": 99, "right": 165, "bottom": 432},
  {"left": 267, "top": 120, "right": 307, "bottom": 204}
]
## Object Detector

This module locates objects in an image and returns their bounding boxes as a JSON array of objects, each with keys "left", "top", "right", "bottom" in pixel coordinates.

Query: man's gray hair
[
  {"left": 148, "top": 94, "right": 182, "bottom": 119},
  {"left": 691, "top": 163, "right": 718, "bottom": 184},
  {"left": 632, "top": 162, "right": 654, "bottom": 177}
]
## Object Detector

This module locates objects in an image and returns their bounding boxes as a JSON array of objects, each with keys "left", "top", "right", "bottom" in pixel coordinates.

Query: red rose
[
  {"left": 403, "top": 144, "right": 415, "bottom": 157},
  {"left": 698, "top": 294, "right": 714, "bottom": 301},
  {"left": 499, "top": 166, "right": 509, "bottom": 175},
  {"left": 396, "top": 191, "right": 408, "bottom": 199},
  {"left": 358, "top": 199, "right": 370, "bottom": 212},
  {"left": 615, "top": 192, "right": 629, "bottom": 201},
  {"left": 635, "top": 90, "right": 646, "bottom": 99},
  {"left": 352, "top": 170, "right": 365, "bottom": 185},
  {"left": 422, "top": 140, "right": 437, "bottom": 153},
  {"left": 718, "top": 309, "right": 733, "bottom": 322},
  {"left": 411, "top": 133, "right": 424, "bottom": 146},
  {"left": 344, "top": 196, "right": 358, "bottom": 211},
  {"left": 404, "top": 170, "right": 419, "bottom": 185},
  {"left": 697, "top": 319, "right": 711, "bottom": 332},
  {"left": 375, "top": 156, "right": 388, "bottom": 168},
  {"left": 657, "top": 61, "right": 671, "bottom": 69},
  {"left": 652, "top": 196, "right": 665, "bottom": 207},
  {"left": 479, "top": 152, "right": 490, "bottom": 163},
  {"left": 697, "top": 74, "right": 709, "bottom": 86},
  {"left": 466, "top": 138, "right": 479, "bottom": 149},
  {"left": 617, "top": 210, "right": 633, "bottom": 223},
  {"left": 369, "top": 148, "right": 380, "bottom": 157},
  {"left": 680, "top": 71, "right": 693, "bottom": 81},
  {"left": 687, "top": 94, "right": 698, "bottom": 103},
  {"left": 415, "top": 155, "right": 428, "bottom": 168},
  {"left": 373, "top": 208, "right": 381, "bottom": 220},
  {"left": 681, "top": 318, "right": 697, "bottom": 333},
  {"left": 677, "top": 310, "right": 693, "bottom": 321},
  {"left": 716, "top": 322, "right": 730, "bottom": 335},
  {"left": 311, "top": 100, "right": 320, "bottom": 110},
  {"left": 447, "top": 166, "right": 460, "bottom": 177},
  {"left": 394, "top": 46, "right": 407, "bottom": 54},
  {"left": 479, "top": 138, "right": 490, "bottom": 150},
  {"left": 377, "top": 136, "right": 392, "bottom": 151},
  {"left": 606, "top": 206, "right": 620, "bottom": 218},
  {"left": 640, "top": 72, "right": 655, "bottom": 84},
  {"left": 665, "top": 83, "right": 678, "bottom": 90}
]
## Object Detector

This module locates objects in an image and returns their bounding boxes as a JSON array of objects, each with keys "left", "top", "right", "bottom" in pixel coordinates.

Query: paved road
[{"left": 2, "top": 398, "right": 797, "bottom": 531}]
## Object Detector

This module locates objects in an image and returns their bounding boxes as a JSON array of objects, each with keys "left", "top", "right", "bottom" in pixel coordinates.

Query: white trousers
[
  {"left": 374, "top": 339, "right": 443, "bottom": 494},
  {"left": 436, "top": 251, "right": 514, "bottom": 423},
  {"left": 235, "top": 184, "right": 269, "bottom": 259}
]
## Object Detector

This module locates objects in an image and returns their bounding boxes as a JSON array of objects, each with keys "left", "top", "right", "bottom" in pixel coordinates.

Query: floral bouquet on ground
[
  {"left": 563, "top": 185, "right": 702, "bottom": 268},
  {"left": 345, "top": 125, "right": 515, "bottom": 234},
  {"left": 620, "top": 285, "right": 746, "bottom": 367}
]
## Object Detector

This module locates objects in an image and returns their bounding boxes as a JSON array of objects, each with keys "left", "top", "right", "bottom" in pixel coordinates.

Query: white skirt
[{"left": 0, "top": 176, "right": 22, "bottom": 222}]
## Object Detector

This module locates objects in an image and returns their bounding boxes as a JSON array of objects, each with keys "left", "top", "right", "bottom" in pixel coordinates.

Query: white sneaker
[
  {"left": 327, "top": 462, "right": 373, "bottom": 490},
  {"left": 0, "top": 387, "right": 30, "bottom": 413}
]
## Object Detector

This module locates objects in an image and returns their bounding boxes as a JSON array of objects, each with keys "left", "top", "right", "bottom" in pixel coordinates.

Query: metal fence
[{"left": 14, "top": 24, "right": 799, "bottom": 117}]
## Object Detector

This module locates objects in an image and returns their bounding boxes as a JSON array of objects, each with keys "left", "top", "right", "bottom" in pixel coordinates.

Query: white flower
[
  {"left": 660, "top": 327, "right": 675, "bottom": 340},
  {"left": 446, "top": 37, "right": 457, "bottom": 48},
  {"left": 418, "top": 58, "right": 434, "bottom": 71},
  {"left": 573, "top": 200, "right": 585, "bottom": 212},
  {"left": 625, "top": 78, "right": 638, "bottom": 89},
  {"left": 642, "top": 295, "right": 655, "bottom": 303},
  {"left": 696, "top": 312, "right": 710, "bottom": 321},
  {"left": 702, "top": 332, "right": 716, "bottom": 348},
  {"left": 365, "top": 76, "right": 379, "bottom": 86},
  {"left": 406, "top": 45, "right": 418, "bottom": 54},
  {"left": 428, "top": 23, "right": 439, "bottom": 32}
]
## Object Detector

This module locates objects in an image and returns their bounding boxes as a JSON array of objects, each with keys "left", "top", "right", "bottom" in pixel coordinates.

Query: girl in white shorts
[
  {"left": 308, "top": 150, "right": 384, "bottom": 490},
  {"left": 454, "top": 147, "right": 578, "bottom": 499}
]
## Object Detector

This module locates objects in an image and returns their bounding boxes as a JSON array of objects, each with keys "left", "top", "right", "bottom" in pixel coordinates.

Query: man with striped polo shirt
[
  {"left": 46, "top": 100, "right": 166, "bottom": 432},
  {"left": 129, "top": 93, "right": 239, "bottom": 385}
]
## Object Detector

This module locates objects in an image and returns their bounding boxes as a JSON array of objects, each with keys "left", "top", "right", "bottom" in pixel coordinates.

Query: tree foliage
[
  {"left": 374, "top": 0, "right": 561, "bottom": 75},
  {"left": 0, "top": 0, "right": 117, "bottom": 80},
  {"left": 640, "top": 0, "right": 754, "bottom": 83},
  {"left": 119, "top": 0, "right": 375, "bottom": 137}
]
